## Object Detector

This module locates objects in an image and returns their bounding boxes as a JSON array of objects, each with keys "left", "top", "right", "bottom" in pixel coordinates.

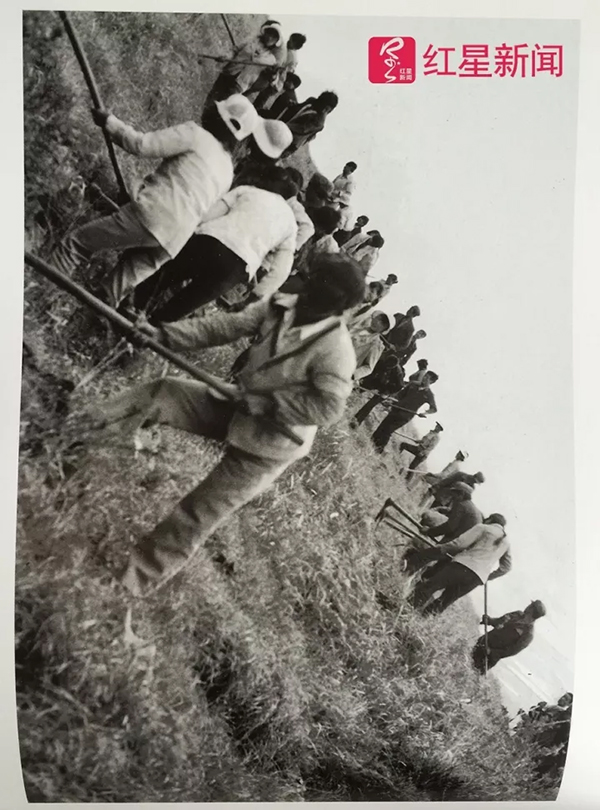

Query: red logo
[{"left": 369, "top": 37, "right": 416, "bottom": 84}]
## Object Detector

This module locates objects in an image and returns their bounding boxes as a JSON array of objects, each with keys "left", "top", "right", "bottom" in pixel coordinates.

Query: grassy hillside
[{"left": 18, "top": 11, "right": 559, "bottom": 802}]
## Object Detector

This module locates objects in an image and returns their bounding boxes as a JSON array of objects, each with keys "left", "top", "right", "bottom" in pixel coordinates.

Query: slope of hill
[{"left": 18, "top": 11, "right": 559, "bottom": 802}]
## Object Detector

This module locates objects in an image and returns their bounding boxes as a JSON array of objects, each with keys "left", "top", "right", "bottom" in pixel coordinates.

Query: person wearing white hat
[{"left": 50, "top": 95, "right": 288, "bottom": 309}]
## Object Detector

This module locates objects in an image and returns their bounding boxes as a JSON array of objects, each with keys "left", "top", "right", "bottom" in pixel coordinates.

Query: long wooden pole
[
  {"left": 58, "top": 11, "right": 128, "bottom": 199},
  {"left": 483, "top": 582, "right": 490, "bottom": 676},
  {"left": 24, "top": 252, "right": 303, "bottom": 446}
]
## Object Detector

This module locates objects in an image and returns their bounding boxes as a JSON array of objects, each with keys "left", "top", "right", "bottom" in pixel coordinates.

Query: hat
[
  {"left": 260, "top": 21, "right": 284, "bottom": 46},
  {"left": 529, "top": 599, "right": 547, "bottom": 618},
  {"left": 387, "top": 274, "right": 399, "bottom": 284},
  {"left": 215, "top": 94, "right": 260, "bottom": 142},
  {"left": 456, "top": 450, "right": 467, "bottom": 461},
  {"left": 488, "top": 512, "right": 506, "bottom": 527},
  {"left": 252, "top": 118, "right": 293, "bottom": 159},
  {"left": 435, "top": 422, "right": 443, "bottom": 431}
]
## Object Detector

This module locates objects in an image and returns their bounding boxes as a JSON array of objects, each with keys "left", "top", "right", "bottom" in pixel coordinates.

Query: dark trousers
[
  {"left": 399, "top": 442, "right": 425, "bottom": 469},
  {"left": 372, "top": 410, "right": 412, "bottom": 453},
  {"left": 472, "top": 636, "right": 502, "bottom": 674},
  {"left": 411, "top": 561, "right": 482, "bottom": 615},
  {"left": 353, "top": 394, "right": 384, "bottom": 426},
  {"left": 133, "top": 235, "right": 248, "bottom": 321}
]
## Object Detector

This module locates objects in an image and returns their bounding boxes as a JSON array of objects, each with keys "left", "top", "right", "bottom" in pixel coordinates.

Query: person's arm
[
  {"left": 420, "top": 390, "right": 438, "bottom": 416},
  {"left": 104, "top": 116, "right": 201, "bottom": 158},
  {"left": 157, "top": 300, "right": 270, "bottom": 352},
  {"left": 488, "top": 548, "right": 512, "bottom": 581},
  {"left": 253, "top": 232, "right": 297, "bottom": 298},
  {"left": 435, "top": 524, "right": 483, "bottom": 556},
  {"left": 197, "top": 188, "right": 241, "bottom": 228},
  {"left": 264, "top": 333, "right": 356, "bottom": 426}
]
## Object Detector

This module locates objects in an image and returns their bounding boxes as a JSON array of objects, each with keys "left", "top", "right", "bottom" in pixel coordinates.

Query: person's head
[
  {"left": 525, "top": 599, "right": 547, "bottom": 621},
  {"left": 316, "top": 91, "right": 339, "bottom": 113},
  {"left": 407, "top": 305, "right": 421, "bottom": 318},
  {"left": 386, "top": 273, "right": 399, "bottom": 285},
  {"left": 485, "top": 512, "right": 506, "bottom": 527},
  {"left": 297, "top": 253, "right": 366, "bottom": 321},
  {"left": 356, "top": 215, "right": 369, "bottom": 228},
  {"left": 414, "top": 329, "right": 426, "bottom": 340},
  {"left": 284, "top": 166, "right": 305, "bottom": 194},
  {"left": 473, "top": 471, "right": 485, "bottom": 484},
  {"left": 424, "top": 370, "right": 438, "bottom": 385},
  {"left": 288, "top": 32, "right": 306, "bottom": 50},
  {"left": 417, "top": 358, "right": 429, "bottom": 370},
  {"left": 311, "top": 205, "right": 342, "bottom": 235},
  {"left": 369, "top": 310, "right": 392, "bottom": 334},
  {"left": 260, "top": 23, "right": 283, "bottom": 49},
  {"left": 253, "top": 165, "right": 298, "bottom": 199},
  {"left": 343, "top": 161, "right": 358, "bottom": 176},
  {"left": 369, "top": 233, "right": 385, "bottom": 249},
  {"left": 456, "top": 450, "right": 467, "bottom": 462},
  {"left": 434, "top": 422, "right": 444, "bottom": 433},
  {"left": 284, "top": 73, "right": 302, "bottom": 91},
  {"left": 366, "top": 281, "right": 385, "bottom": 302},
  {"left": 558, "top": 692, "right": 573, "bottom": 708},
  {"left": 366, "top": 229, "right": 380, "bottom": 237}
]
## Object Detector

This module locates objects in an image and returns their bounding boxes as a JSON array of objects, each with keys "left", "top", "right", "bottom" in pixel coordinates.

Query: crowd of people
[{"left": 47, "top": 18, "right": 563, "bottom": 703}]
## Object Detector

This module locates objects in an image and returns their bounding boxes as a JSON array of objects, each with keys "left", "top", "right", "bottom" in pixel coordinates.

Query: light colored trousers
[
  {"left": 91, "top": 377, "right": 290, "bottom": 595},
  {"left": 60, "top": 203, "right": 170, "bottom": 307}
]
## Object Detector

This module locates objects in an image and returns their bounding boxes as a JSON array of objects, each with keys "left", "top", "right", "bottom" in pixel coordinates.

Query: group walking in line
[{"left": 42, "top": 16, "right": 553, "bottom": 689}]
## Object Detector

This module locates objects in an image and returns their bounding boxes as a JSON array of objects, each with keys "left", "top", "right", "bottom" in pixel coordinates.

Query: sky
[{"left": 280, "top": 14, "right": 579, "bottom": 713}]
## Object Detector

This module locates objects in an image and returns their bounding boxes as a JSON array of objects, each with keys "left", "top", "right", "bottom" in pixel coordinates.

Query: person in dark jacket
[
  {"left": 398, "top": 329, "right": 427, "bottom": 367},
  {"left": 260, "top": 72, "right": 302, "bottom": 118},
  {"left": 278, "top": 91, "right": 339, "bottom": 157},
  {"left": 370, "top": 371, "right": 438, "bottom": 453},
  {"left": 424, "top": 483, "right": 483, "bottom": 541},
  {"left": 334, "top": 214, "right": 370, "bottom": 247},
  {"left": 387, "top": 306, "right": 421, "bottom": 351},
  {"left": 472, "top": 600, "right": 547, "bottom": 674}
]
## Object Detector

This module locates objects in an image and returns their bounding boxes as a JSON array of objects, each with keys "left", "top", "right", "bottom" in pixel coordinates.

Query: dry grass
[{"left": 18, "top": 11, "right": 561, "bottom": 802}]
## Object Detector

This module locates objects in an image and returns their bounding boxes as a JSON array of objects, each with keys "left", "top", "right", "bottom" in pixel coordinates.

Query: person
[
  {"left": 332, "top": 161, "right": 358, "bottom": 206},
  {"left": 398, "top": 422, "right": 444, "bottom": 481},
  {"left": 253, "top": 33, "right": 307, "bottom": 110},
  {"left": 370, "top": 371, "right": 439, "bottom": 453},
  {"left": 207, "top": 22, "right": 284, "bottom": 102},
  {"left": 283, "top": 207, "right": 342, "bottom": 290},
  {"left": 379, "top": 273, "right": 399, "bottom": 300},
  {"left": 334, "top": 215, "right": 370, "bottom": 248},
  {"left": 387, "top": 306, "right": 421, "bottom": 351},
  {"left": 408, "top": 358, "right": 429, "bottom": 384},
  {"left": 352, "top": 311, "right": 393, "bottom": 380},
  {"left": 410, "top": 514, "right": 512, "bottom": 615},
  {"left": 51, "top": 96, "right": 288, "bottom": 310},
  {"left": 278, "top": 91, "right": 339, "bottom": 156},
  {"left": 341, "top": 231, "right": 385, "bottom": 275},
  {"left": 425, "top": 450, "right": 468, "bottom": 486},
  {"left": 472, "top": 600, "right": 547, "bottom": 674},
  {"left": 431, "top": 469, "right": 485, "bottom": 500},
  {"left": 132, "top": 165, "right": 298, "bottom": 321},
  {"left": 261, "top": 73, "right": 302, "bottom": 119},
  {"left": 283, "top": 167, "right": 315, "bottom": 250},
  {"left": 424, "top": 482, "right": 483, "bottom": 540},
  {"left": 81, "top": 253, "right": 366, "bottom": 595},
  {"left": 398, "top": 329, "right": 426, "bottom": 367}
]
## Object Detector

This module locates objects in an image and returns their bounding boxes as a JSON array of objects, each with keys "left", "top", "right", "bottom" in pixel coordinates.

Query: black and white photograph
[{"left": 14, "top": 5, "right": 585, "bottom": 804}]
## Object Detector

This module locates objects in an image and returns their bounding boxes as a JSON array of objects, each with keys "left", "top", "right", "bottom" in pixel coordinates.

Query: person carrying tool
[
  {"left": 430, "top": 470, "right": 486, "bottom": 508},
  {"left": 80, "top": 253, "right": 366, "bottom": 595},
  {"left": 206, "top": 21, "right": 285, "bottom": 102},
  {"left": 253, "top": 32, "right": 307, "bottom": 110},
  {"left": 370, "top": 371, "right": 439, "bottom": 453},
  {"left": 387, "top": 306, "right": 421, "bottom": 351},
  {"left": 398, "top": 422, "right": 444, "bottom": 481},
  {"left": 408, "top": 358, "right": 429, "bottom": 384},
  {"left": 472, "top": 600, "right": 547, "bottom": 675},
  {"left": 409, "top": 514, "right": 511, "bottom": 615},
  {"left": 50, "top": 95, "right": 292, "bottom": 310},
  {"left": 423, "top": 482, "right": 483, "bottom": 540}
]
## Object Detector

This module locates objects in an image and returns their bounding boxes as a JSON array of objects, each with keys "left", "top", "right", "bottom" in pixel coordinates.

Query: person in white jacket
[
  {"left": 134, "top": 165, "right": 298, "bottom": 322},
  {"left": 408, "top": 514, "right": 512, "bottom": 615},
  {"left": 51, "top": 96, "right": 292, "bottom": 309}
]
